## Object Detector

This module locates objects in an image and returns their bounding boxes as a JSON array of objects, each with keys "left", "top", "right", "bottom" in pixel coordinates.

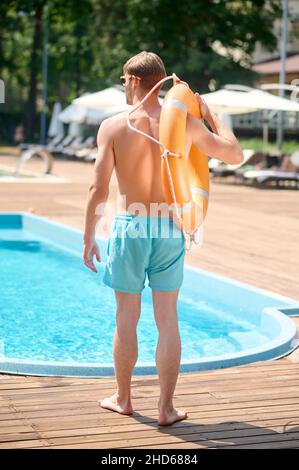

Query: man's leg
[
  {"left": 99, "top": 290, "right": 141, "bottom": 415},
  {"left": 152, "top": 289, "right": 188, "bottom": 426}
]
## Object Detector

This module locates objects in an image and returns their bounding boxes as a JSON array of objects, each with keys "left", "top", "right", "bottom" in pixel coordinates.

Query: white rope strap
[
  {"left": 127, "top": 73, "right": 185, "bottom": 157},
  {"left": 161, "top": 149, "right": 182, "bottom": 226}
]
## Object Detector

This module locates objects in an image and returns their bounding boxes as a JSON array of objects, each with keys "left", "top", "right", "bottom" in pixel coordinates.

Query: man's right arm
[{"left": 187, "top": 101, "right": 244, "bottom": 165}]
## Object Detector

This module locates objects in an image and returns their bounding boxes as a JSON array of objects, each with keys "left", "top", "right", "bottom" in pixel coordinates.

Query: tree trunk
[{"left": 25, "top": 4, "right": 43, "bottom": 141}]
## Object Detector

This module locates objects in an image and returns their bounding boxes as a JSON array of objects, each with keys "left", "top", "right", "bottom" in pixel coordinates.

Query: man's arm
[
  {"left": 83, "top": 118, "right": 115, "bottom": 271},
  {"left": 187, "top": 96, "right": 244, "bottom": 165}
]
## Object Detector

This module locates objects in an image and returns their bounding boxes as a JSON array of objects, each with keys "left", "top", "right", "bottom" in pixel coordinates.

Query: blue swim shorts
[{"left": 102, "top": 214, "right": 185, "bottom": 293}]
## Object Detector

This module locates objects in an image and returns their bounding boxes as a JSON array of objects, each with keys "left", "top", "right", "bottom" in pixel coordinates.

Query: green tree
[{"left": 0, "top": 0, "right": 282, "bottom": 142}]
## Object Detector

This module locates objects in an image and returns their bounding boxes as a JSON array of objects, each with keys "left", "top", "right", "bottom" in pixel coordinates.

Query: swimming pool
[{"left": 0, "top": 212, "right": 298, "bottom": 377}]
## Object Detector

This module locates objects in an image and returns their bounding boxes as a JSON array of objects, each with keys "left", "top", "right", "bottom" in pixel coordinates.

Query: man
[{"left": 83, "top": 51, "right": 243, "bottom": 427}]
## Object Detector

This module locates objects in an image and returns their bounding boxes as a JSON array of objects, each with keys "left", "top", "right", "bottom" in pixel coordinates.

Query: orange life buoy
[{"left": 159, "top": 83, "right": 210, "bottom": 235}]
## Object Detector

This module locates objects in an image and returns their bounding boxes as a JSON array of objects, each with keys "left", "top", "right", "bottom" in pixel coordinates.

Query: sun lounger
[
  {"left": 242, "top": 169, "right": 299, "bottom": 187},
  {"left": 241, "top": 151, "right": 299, "bottom": 188},
  {"left": 20, "top": 134, "right": 64, "bottom": 151},
  {"left": 51, "top": 135, "right": 76, "bottom": 154},
  {"left": 73, "top": 137, "right": 96, "bottom": 159},
  {"left": 79, "top": 136, "right": 95, "bottom": 148},
  {"left": 84, "top": 148, "right": 98, "bottom": 162},
  {"left": 62, "top": 136, "right": 85, "bottom": 156},
  {"left": 211, "top": 149, "right": 257, "bottom": 177},
  {"left": 15, "top": 146, "right": 54, "bottom": 176}
]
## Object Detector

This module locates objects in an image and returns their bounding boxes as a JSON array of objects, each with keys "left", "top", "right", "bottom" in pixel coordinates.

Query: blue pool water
[{"left": 0, "top": 213, "right": 298, "bottom": 377}]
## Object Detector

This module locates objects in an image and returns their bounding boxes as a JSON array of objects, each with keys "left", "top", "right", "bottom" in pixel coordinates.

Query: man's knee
[
  {"left": 115, "top": 291, "right": 141, "bottom": 327},
  {"left": 150, "top": 289, "right": 179, "bottom": 332},
  {"left": 154, "top": 308, "right": 179, "bottom": 332},
  {"left": 116, "top": 306, "right": 141, "bottom": 329},
  {"left": 116, "top": 306, "right": 140, "bottom": 318}
]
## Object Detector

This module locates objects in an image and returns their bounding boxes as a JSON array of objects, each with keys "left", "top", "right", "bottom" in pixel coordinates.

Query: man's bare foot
[
  {"left": 158, "top": 406, "right": 188, "bottom": 426},
  {"left": 99, "top": 392, "right": 133, "bottom": 415}
]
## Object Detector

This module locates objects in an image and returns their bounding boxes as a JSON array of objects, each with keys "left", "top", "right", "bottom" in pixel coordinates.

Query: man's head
[{"left": 121, "top": 51, "right": 166, "bottom": 104}]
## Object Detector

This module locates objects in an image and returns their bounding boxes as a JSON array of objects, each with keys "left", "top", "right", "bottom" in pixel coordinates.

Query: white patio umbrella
[
  {"left": 73, "top": 87, "right": 130, "bottom": 112},
  {"left": 59, "top": 103, "right": 88, "bottom": 123},
  {"left": 201, "top": 86, "right": 299, "bottom": 114},
  {"left": 73, "top": 84, "right": 299, "bottom": 115},
  {"left": 201, "top": 85, "right": 299, "bottom": 148},
  {"left": 73, "top": 85, "right": 164, "bottom": 111},
  {"left": 59, "top": 102, "right": 112, "bottom": 126}
]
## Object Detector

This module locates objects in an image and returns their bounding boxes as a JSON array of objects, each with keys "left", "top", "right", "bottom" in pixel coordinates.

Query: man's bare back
[
  {"left": 83, "top": 82, "right": 243, "bottom": 264},
  {"left": 109, "top": 109, "right": 193, "bottom": 215}
]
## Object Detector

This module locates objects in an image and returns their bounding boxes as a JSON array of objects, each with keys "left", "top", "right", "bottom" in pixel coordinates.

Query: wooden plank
[
  {"left": 129, "top": 439, "right": 299, "bottom": 449},
  {"left": 3, "top": 374, "right": 299, "bottom": 399},
  {"left": 0, "top": 439, "right": 48, "bottom": 449},
  {"left": 4, "top": 397, "right": 299, "bottom": 422},
  {"left": 211, "top": 386, "right": 299, "bottom": 399},
  {"left": 1, "top": 361, "right": 298, "bottom": 386},
  {"left": 2, "top": 404, "right": 299, "bottom": 436},
  {"left": 0, "top": 425, "right": 36, "bottom": 435},
  {"left": 2, "top": 367, "right": 299, "bottom": 393},
  {"left": 1, "top": 415, "right": 295, "bottom": 441},
  {"left": 41, "top": 424, "right": 299, "bottom": 448},
  {"left": 5, "top": 392, "right": 298, "bottom": 419},
  {"left": 36, "top": 430, "right": 299, "bottom": 449},
  {"left": 3, "top": 385, "right": 294, "bottom": 406},
  {"left": 0, "top": 432, "right": 40, "bottom": 443},
  {"left": 2, "top": 411, "right": 299, "bottom": 441},
  {"left": 21, "top": 418, "right": 299, "bottom": 442}
]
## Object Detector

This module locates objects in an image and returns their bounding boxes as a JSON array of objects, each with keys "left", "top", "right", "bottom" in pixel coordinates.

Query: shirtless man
[{"left": 83, "top": 51, "right": 243, "bottom": 427}]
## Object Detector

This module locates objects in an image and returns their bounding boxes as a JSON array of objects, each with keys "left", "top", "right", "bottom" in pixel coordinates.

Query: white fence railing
[{"left": 232, "top": 110, "right": 299, "bottom": 130}]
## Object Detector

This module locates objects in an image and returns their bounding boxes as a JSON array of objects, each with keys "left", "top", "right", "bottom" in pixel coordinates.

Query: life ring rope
[
  {"left": 126, "top": 73, "right": 199, "bottom": 250},
  {"left": 126, "top": 73, "right": 183, "bottom": 158}
]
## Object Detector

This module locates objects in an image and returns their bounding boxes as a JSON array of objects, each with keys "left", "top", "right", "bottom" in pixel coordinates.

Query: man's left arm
[{"left": 83, "top": 119, "right": 115, "bottom": 272}]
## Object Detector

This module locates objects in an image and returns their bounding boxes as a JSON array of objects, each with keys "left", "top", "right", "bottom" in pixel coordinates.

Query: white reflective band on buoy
[
  {"left": 168, "top": 199, "right": 193, "bottom": 214},
  {"left": 163, "top": 99, "right": 188, "bottom": 114},
  {"left": 191, "top": 187, "right": 209, "bottom": 200}
]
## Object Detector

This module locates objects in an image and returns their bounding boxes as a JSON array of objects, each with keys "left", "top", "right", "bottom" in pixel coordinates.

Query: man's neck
[{"left": 131, "top": 94, "right": 161, "bottom": 115}]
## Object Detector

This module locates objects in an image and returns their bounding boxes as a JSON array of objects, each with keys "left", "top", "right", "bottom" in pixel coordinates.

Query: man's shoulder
[
  {"left": 101, "top": 112, "right": 128, "bottom": 130},
  {"left": 97, "top": 112, "right": 128, "bottom": 143}
]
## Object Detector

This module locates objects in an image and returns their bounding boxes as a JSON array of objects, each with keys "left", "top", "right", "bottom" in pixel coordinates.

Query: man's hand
[
  {"left": 83, "top": 240, "right": 101, "bottom": 273},
  {"left": 194, "top": 92, "right": 218, "bottom": 134},
  {"left": 194, "top": 92, "right": 210, "bottom": 120}
]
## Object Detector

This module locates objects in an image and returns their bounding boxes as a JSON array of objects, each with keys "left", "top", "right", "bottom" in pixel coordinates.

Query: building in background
[
  {"left": 233, "top": 0, "right": 299, "bottom": 139},
  {"left": 251, "top": 0, "right": 299, "bottom": 85},
  {"left": 251, "top": 0, "right": 299, "bottom": 65}
]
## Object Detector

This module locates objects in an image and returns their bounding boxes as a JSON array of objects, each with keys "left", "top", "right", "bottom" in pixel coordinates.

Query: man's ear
[{"left": 132, "top": 77, "right": 139, "bottom": 88}]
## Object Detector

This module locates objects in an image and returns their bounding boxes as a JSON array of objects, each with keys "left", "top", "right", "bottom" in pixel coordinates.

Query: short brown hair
[{"left": 123, "top": 51, "right": 166, "bottom": 92}]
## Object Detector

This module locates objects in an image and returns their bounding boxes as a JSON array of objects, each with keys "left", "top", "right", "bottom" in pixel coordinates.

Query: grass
[
  {"left": 0, "top": 146, "right": 21, "bottom": 156},
  {"left": 239, "top": 138, "right": 299, "bottom": 154}
]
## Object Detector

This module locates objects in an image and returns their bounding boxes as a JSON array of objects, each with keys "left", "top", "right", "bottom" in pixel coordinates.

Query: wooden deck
[
  {"left": 1, "top": 359, "right": 299, "bottom": 449},
  {"left": 0, "top": 152, "right": 299, "bottom": 449}
]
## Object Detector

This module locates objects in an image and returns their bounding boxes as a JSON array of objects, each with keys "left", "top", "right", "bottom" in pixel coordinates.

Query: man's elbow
[
  {"left": 230, "top": 146, "right": 244, "bottom": 165},
  {"left": 88, "top": 184, "right": 109, "bottom": 201}
]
